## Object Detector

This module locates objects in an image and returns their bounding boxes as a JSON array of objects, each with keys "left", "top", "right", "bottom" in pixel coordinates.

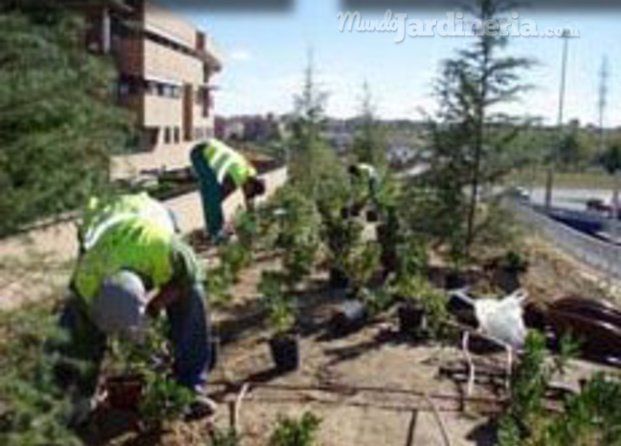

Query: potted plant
[
  {"left": 329, "top": 242, "right": 382, "bottom": 336},
  {"left": 392, "top": 275, "right": 428, "bottom": 336},
  {"left": 260, "top": 271, "right": 299, "bottom": 372},
  {"left": 494, "top": 250, "right": 529, "bottom": 292},
  {"left": 105, "top": 319, "right": 169, "bottom": 411},
  {"left": 322, "top": 218, "right": 363, "bottom": 289}
]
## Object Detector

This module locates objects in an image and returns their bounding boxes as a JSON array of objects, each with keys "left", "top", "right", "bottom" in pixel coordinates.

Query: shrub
[
  {"left": 495, "top": 331, "right": 618, "bottom": 446},
  {"left": 233, "top": 210, "right": 259, "bottom": 251},
  {"left": 497, "top": 250, "right": 529, "bottom": 273},
  {"left": 217, "top": 242, "right": 252, "bottom": 283},
  {"left": 269, "top": 185, "right": 321, "bottom": 285},
  {"left": 108, "top": 319, "right": 192, "bottom": 426},
  {"left": 138, "top": 374, "right": 193, "bottom": 426},
  {"left": 360, "top": 288, "right": 394, "bottom": 317},
  {"left": 395, "top": 236, "right": 428, "bottom": 280},
  {"left": 204, "top": 266, "right": 234, "bottom": 307},
  {"left": 0, "top": 305, "right": 79, "bottom": 445},
  {"left": 259, "top": 271, "right": 296, "bottom": 336},
  {"left": 269, "top": 411, "right": 321, "bottom": 446},
  {"left": 209, "top": 427, "right": 242, "bottom": 446},
  {"left": 341, "top": 241, "right": 381, "bottom": 294},
  {"left": 390, "top": 275, "right": 451, "bottom": 340}
]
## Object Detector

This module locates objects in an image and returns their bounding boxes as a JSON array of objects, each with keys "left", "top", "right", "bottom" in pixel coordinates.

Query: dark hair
[{"left": 245, "top": 177, "right": 266, "bottom": 198}]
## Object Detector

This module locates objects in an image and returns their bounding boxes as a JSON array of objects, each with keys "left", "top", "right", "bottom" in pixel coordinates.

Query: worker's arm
[{"left": 147, "top": 238, "right": 202, "bottom": 316}]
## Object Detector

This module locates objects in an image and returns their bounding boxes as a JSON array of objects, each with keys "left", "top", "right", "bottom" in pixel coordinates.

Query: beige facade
[{"left": 79, "top": 0, "right": 222, "bottom": 175}]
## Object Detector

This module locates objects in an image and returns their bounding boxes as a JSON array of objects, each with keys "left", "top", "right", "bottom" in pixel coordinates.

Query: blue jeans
[
  {"left": 54, "top": 283, "right": 211, "bottom": 395},
  {"left": 190, "top": 145, "right": 224, "bottom": 239}
]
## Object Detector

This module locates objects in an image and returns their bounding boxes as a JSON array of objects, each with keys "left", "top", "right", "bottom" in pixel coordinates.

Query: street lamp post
[{"left": 544, "top": 30, "right": 571, "bottom": 212}]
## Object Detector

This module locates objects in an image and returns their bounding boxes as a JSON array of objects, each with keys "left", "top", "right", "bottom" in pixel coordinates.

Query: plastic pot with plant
[
  {"left": 260, "top": 271, "right": 299, "bottom": 372},
  {"left": 341, "top": 241, "right": 381, "bottom": 298},
  {"left": 321, "top": 215, "right": 363, "bottom": 290},
  {"left": 493, "top": 250, "right": 529, "bottom": 292},
  {"left": 390, "top": 275, "right": 429, "bottom": 337}
]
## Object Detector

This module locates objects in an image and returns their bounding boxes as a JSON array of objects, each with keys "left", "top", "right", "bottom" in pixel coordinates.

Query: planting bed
[{"left": 77, "top": 248, "right": 613, "bottom": 446}]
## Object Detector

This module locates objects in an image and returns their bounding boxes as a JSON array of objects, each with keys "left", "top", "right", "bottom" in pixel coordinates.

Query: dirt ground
[{"left": 81, "top": 239, "right": 617, "bottom": 446}]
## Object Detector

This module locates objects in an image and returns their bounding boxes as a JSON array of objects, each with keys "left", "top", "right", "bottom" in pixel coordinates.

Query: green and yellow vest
[
  {"left": 73, "top": 211, "right": 175, "bottom": 306},
  {"left": 80, "top": 193, "right": 175, "bottom": 249},
  {"left": 200, "top": 139, "right": 257, "bottom": 187}
]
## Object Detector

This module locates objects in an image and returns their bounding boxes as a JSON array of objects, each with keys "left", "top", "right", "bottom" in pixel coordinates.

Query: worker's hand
[{"left": 146, "top": 284, "right": 183, "bottom": 317}]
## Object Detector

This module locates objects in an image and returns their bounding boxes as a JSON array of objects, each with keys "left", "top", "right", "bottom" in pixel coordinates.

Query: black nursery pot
[
  {"left": 329, "top": 299, "right": 368, "bottom": 337},
  {"left": 329, "top": 268, "right": 350, "bottom": 289},
  {"left": 445, "top": 272, "right": 467, "bottom": 290},
  {"left": 366, "top": 209, "right": 379, "bottom": 223},
  {"left": 269, "top": 333, "right": 300, "bottom": 372},
  {"left": 105, "top": 374, "right": 144, "bottom": 411},
  {"left": 398, "top": 301, "right": 425, "bottom": 335},
  {"left": 494, "top": 268, "right": 521, "bottom": 293}
]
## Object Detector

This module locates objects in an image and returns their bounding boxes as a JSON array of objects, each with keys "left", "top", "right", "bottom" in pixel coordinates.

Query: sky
[{"left": 170, "top": 1, "right": 621, "bottom": 126}]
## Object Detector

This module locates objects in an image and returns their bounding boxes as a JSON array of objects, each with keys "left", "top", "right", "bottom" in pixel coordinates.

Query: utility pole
[
  {"left": 544, "top": 30, "right": 571, "bottom": 212},
  {"left": 598, "top": 56, "right": 609, "bottom": 154}
]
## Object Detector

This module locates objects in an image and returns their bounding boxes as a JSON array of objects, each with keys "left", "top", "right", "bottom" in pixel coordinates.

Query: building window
[
  {"left": 150, "top": 128, "right": 159, "bottom": 146},
  {"left": 164, "top": 127, "right": 171, "bottom": 144},
  {"left": 174, "top": 127, "right": 180, "bottom": 143}
]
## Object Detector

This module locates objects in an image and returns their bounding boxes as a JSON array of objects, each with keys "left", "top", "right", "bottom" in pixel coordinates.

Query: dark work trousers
[{"left": 190, "top": 145, "right": 225, "bottom": 240}]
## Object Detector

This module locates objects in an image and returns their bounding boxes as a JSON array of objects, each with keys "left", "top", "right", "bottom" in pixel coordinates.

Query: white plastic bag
[{"left": 474, "top": 291, "right": 527, "bottom": 348}]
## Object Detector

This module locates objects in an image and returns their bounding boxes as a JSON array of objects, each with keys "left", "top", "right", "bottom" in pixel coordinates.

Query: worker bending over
[
  {"left": 190, "top": 139, "right": 265, "bottom": 241},
  {"left": 53, "top": 193, "right": 214, "bottom": 422}
]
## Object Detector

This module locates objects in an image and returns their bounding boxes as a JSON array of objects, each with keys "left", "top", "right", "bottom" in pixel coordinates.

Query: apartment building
[{"left": 75, "top": 0, "right": 222, "bottom": 173}]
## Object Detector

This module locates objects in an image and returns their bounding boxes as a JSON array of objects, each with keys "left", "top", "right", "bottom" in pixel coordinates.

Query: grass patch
[{"left": 508, "top": 170, "right": 615, "bottom": 189}]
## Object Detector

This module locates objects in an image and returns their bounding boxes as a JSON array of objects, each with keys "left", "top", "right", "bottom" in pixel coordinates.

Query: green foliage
[
  {"left": 341, "top": 241, "right": 381, "bottom": 293},
  {"left": 360, "top": 288, "right": 394, "bottom": 317},
  {"left": 138, "top": 374, "right": 193, "bottom": 426},
  {"left": 598, "top": 142, "right": 621, "bottom": 175},
  {"left": 351, "top": 81, "right": 387, "bottom": 169},
  {"left": 557, "top": 127, "right": 591, "bottom": 169},
  {"left": 0, "top": 305, "right": 79, "bottom": 445},
  {"left": 0, "top": 3, "right": 132, "bottom": 236},
  {"left": 269, "top": 411, "right": 322, "bottom": 446},
  {"left": 287, "top": 52, "right": 341, "bottom": 198},
  {"left": 500, "top": 372, "right": 621, "bottom": 446},
  {"left": 395, "top": 236, "right": 428, "bottom": 281},
  {"left": 418, "top": 282, "right": 450, "bottom": 340},
  {"left": 108, "top": 319, "right": 192, "bottom": 425},
  {"left": 497, "top": 250, "right": 529, "bottom": 273},
  {"left": 507, "top": 331, "right": 549, "bottom": 426},
  {"left": 218, "top": 242, "right": 252, "bottom": 283},
  {"left": 204, "top": 239, "right": 252, "bottom": 307},
  {"left": 233, "top": 210, "right": 259, "bottom": 251},
  {"left": 390, "top": 275, "right": 450, "bottom": 340},
  {"left": 204, "top": 266, "right": 234, "bottom": 307},
  {"left": 421, "top": 0, "right": 534, "bottom": 257},
  {"left": 321, "top": 216, "right": 363, "bottom": 272},
  {"left": 209, "top": 427, "right": 242, "bottom": 446},
  {"left": 269, "top": 185, "right": 321, "bottom": 285},
  {"left": 259, "top": 271, "right": 296, "bottom": 335}
]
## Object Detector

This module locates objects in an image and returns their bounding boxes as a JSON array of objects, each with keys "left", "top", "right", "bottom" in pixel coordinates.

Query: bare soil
[{"left": 82, "top": 238, "right": 616, "bottom": 446}]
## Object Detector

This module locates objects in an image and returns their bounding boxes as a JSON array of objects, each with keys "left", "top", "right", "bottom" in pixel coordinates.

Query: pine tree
[
  {"left": 351, "top": 80, "right": 387, "bottom": 169},
  {"left": 0, "top": 1, "right": 132, "bottom": 236},
  {"left": 288, "top": 51, "right": 339, "bottom": 198},
  {"left": 423, "top": 0, "right": 533, "bottom": 258}
]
